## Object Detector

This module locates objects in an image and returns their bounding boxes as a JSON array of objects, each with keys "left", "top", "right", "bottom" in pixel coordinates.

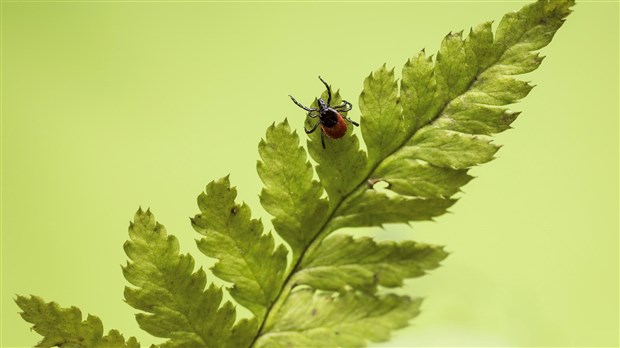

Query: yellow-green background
[{"left": 1, "top": 1, "right": 618, "bottom": 347}]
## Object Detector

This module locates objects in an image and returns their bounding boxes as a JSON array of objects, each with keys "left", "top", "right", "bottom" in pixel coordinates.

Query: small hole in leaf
[{"left": 373, "top": 180, "right": 390, "bottom": 190}]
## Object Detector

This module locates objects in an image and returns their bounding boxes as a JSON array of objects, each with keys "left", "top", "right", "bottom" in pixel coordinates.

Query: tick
[{"left": 289, "top": 76, "right": 359, "bottom": 149}]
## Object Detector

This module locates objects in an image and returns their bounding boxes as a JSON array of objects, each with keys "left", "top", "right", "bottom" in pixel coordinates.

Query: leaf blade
[
  {"left": 258, "top": 120, "right": 329, "bottom": 259},
  {"left": 15, "top": 295, "right": 140, "bottom": 348},
  {"left": 191, "top": 176, "right": 288, "bottom": 320},
  {"left": 296, "top": 235, "right": 448, "bottom": 292},
  {"left": 124, "top": 208, "right": 255, "bottom": 348},
  {"left": 254, "top": 289, "right": 421, "bottom": 348},
  {"left": 359, "top": 65, "right": 404, "bottom": 164}
]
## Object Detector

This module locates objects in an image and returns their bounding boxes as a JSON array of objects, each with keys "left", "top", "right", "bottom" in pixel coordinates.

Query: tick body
[{"left": 289, "top": 76, "right": 359, "bottom": 149}]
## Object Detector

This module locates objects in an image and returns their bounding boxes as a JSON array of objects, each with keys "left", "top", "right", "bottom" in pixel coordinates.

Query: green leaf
[
  {"left": 15, "top": 295, "right": 140, "bottom": 348},
  {"left": 123, "top": 208, "right": 255, "bottom": 348},
  {"left": 434, "top": 105, "right": 520, "bottom": 136},
  {"left": 400, "top": 49, "right": 443, "bottom": 133},
  {"left": 359, "top": 65, "right": 404, "bottom": 164},
  {"left": 435, "top": 31, "right": 477, "bottom": 100},
  {"left": 98, "top": 331, "right": 142, "bottom": 348},
  {"left": 296, "top": 235, "right": 448, "bottom": 292},
  {"left": 495, "top": 0, "right": 573, "bottom": 55},
  {"left": 258, "top": 120, "right": 329, "bottom": 259},
  {"left": 401, "top": 129, "right": 500, "bottom": 169},
  {"left": 254, "top": 289, "right": 421, "bottom": 348},
  {"left": 372, "top": 158, "right": 473, "bottom": 198},
  {"left": 331, "top": 190, "right": 456, "bottom": 230},
  {"left": 466, "top": 22, "right": 495, "bottom": 72},
  {"left": 191, "top": 176, "right": 288, "bottom": 320}
]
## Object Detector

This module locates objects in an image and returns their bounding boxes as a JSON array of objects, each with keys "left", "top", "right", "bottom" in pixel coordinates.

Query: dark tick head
[{"left": 317, "top": 98, "right": 327, "bottom": 111}]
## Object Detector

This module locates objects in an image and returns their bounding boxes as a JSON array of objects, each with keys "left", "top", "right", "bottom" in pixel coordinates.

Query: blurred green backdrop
[{"left": 1, "top": 1, "right": 618, "bottom": 347}]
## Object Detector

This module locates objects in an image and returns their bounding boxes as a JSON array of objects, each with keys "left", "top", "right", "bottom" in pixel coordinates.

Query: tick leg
[
  {"left": 290, "top": 95, "right": 317, "bottom": 112},
  {"left": 321, "top": 129, "right": 326, "bottom": 149},
  {"left": 346, "top": 117, "right": 360, "bottom": 127},
  {"left": 307, "top": 110, "right": 319, "bottom": 118},
  {"left": 305, "top": 120, "right": 321, "bottom": 134},
  {"left": 334, "top": 100, "right": 352, "bottom": 112},
  {"left": 318, "top": 76, "right": 332, "bottom": 106}
]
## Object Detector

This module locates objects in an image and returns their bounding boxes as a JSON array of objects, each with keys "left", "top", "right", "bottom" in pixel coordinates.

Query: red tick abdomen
[{"left": 321, "top": 114, "right": 348, "bottom": 139}]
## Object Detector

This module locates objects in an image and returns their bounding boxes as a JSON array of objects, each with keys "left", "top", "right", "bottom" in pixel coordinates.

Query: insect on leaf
[{"left": 306, "top": 88, "right": 368, "bottom": 204}]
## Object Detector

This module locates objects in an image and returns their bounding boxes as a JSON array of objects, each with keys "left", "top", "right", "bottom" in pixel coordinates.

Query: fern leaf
[
  {"left": 98, "top": 331, "right": 143, "bottom": 348},
  {"left": 295, "top": 235, "right": 448, "bottom": 292},
  {"left": 329, "top": 190, "right": 456, "bottom": 230},
  {"left": 257, "top": 120, "right": 329, "bottom": 259},
  {"left": 15, "top": 295, "right": 140, "bottom": 348},
  {"left": 374, "top": 158, "right": 473, "bottom": 198},
  {"left": 253, "top": 289, "right": 420, "bottom": 348},
  {"left": 401, "top": 128, "right": 500, "bottom": 169},
  {"left": 123, "top": 208, "right": 255, "bottom": 348},
  {"left": 359, "top": 65, "right": 404, "bottom": 164},
  {"left": 400, "top": 49, "right": 442, "bottom": 132},
  {"left": 191, "top": 176, "right": 288, "bottom": 320}
]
